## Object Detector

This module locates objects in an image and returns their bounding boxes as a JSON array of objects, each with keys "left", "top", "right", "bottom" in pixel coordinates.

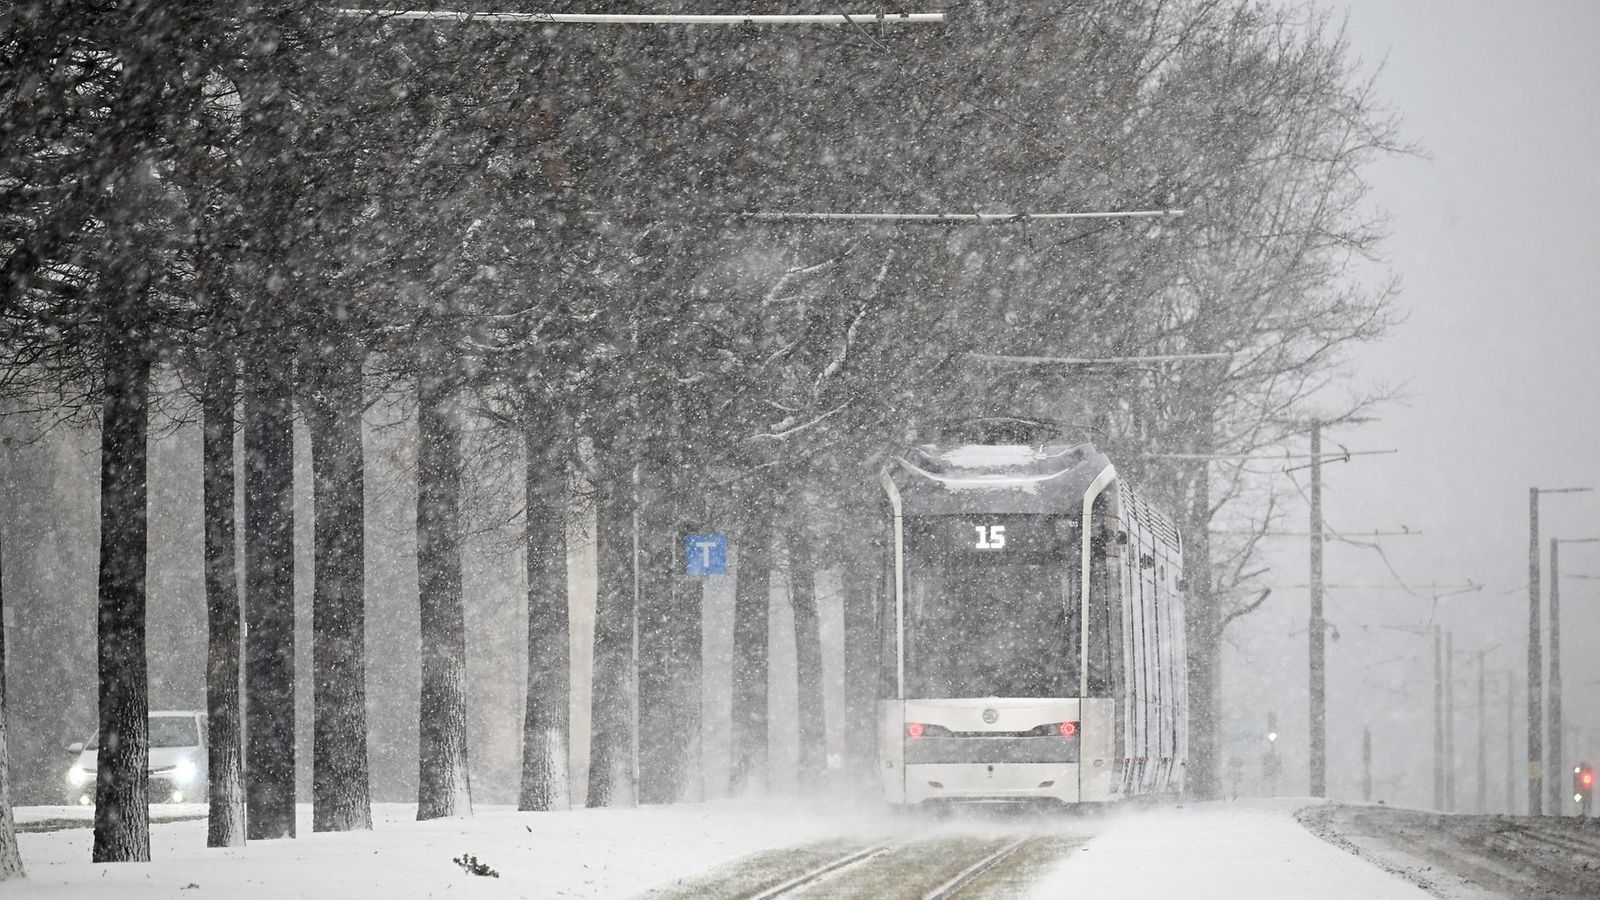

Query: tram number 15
[{"left": 974, "top": 525, "right": 1007, "bottom": 550}]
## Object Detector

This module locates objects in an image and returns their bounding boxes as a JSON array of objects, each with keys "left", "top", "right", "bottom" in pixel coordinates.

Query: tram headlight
[{"left": 67, "top": 765, "right": 90, "bottom": 787}]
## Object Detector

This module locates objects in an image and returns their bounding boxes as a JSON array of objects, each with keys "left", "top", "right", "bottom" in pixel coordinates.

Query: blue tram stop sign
[{"left": 684, "top": 534, "right": 727, "bottom": 576}]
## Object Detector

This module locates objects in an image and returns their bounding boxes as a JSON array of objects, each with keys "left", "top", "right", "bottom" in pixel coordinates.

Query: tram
[{"left": 877, "top": 419, "right": 1187, "bottom": 806}]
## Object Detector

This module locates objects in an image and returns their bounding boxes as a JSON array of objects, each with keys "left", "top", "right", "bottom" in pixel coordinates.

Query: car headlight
[
  {"left": 173, "top": 759, "right": 199, "bottom": 784},
  {"left": 67, "top": 765, "right": 90, "bottom": 787}
]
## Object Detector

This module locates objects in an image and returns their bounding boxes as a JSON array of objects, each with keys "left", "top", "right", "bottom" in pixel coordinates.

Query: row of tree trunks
[
  {"left": 520, "top": 413, "right": 570, "bottom": 811},
  {"left": 92, "top": 274, "right": 152, "bottom": 863},
  {"left": 1, "top": 532, "right": 26, "bottom": 879},
  {"left": 306, "top": 352, "right": 372, "bottom": 831},
  {"left": 202, "top": 341, "right": 245, "bottom": 848},
  {"left": 415, "top": 348, "right": 473, "bottom": 820}
]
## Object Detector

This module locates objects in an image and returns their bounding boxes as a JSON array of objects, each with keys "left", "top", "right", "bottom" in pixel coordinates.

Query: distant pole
[
  {"left": 1434, "top": 627, "right": 1444, "bottom": 810},
  {"left": 1362, "top": 727, "right": 1373, "bottom": 802},
  {"left": 1264, "top": 712, "right": 1281, "bottom": 796},
  {"left": 1477, "top": 650, "right": 1487, "bottom": 814},
  {"left": 1529, "top": 487, "right": 1543, "bottom": 815},
  {"left": 1446, "top": 631, "right": 1456, "bottom": 811},
  {"left": 1309, "top": 420, "right": 1326, "bottom": 797},
  {"left": 1507, "top": 671, "right": 1517, "bottom": 814},
  {"left": 1548, "top": 539, "right": 1563, "bottom": 815}
]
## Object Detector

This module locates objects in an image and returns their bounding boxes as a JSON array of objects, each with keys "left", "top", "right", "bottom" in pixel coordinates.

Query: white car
[{"left": 66, "top": 710, "right": 207, "bottom": 805}]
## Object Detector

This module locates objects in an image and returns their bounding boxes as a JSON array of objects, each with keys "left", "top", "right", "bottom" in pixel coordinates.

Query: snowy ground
[
  {"left": 11, "top": 797, "right": 1572, "bottom": 898},
  {"left": 1029, "top": 799, "right": 1434, "bottom": 899},
  {"left": 9, "top": 801, "right": 856, "bottom": 898}
]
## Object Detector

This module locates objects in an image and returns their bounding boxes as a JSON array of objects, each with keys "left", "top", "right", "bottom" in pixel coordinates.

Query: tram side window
[{"left": 1086, "top": 493, "right": 1118, "bottom": 696}]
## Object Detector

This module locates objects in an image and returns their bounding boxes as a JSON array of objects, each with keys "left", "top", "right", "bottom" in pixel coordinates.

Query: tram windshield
[{"left": 903, "top": 514, "right": 1081, "bottom": 699}]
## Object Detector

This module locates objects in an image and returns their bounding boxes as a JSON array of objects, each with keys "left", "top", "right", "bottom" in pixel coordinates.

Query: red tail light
[
  {"left": 906, "top": 722, "right": 925, "bottom": 739},
  {"left": 1059, "top": 721, "right": 1079, "bottom": 738}
]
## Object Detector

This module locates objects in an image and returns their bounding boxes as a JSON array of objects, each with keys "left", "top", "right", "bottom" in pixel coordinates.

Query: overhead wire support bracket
[{"left": 330, "top": 8, "right": 946, "bottom": 25}]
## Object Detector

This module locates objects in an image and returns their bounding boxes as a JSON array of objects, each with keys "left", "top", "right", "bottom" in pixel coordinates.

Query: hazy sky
[{"left": 1228, "top": 0, "right": 1600, "bottom": 805}]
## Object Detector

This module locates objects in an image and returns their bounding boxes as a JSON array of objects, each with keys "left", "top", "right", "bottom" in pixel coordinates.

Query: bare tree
[
  {"left": 587, "top": 423, "right": 636, "bottom": 808},
  {"left": 0, "top": 534, "right": 24, "bottom": 880},
  {"left": 519, "top": 411, "right": 570, "bottom": 811},
  {"left": 304, "top": 344, "right": 372, "bottom": 831},
  {"left": 786, "top": 513, "right": 825, "bottom": 792},
  {"left": 201, "top": 333, "right": 244, "bottom": 848},
  {"left": 92, "top": 261, "right": 152, "bottom": 863},
  {"left": 416, "top": 342, "right": 472, "bottom": 820}
]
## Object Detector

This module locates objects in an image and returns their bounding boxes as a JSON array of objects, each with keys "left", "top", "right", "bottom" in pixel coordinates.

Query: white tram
[{"left": 877, "top": 420, "right": 1187, "bottom": 806}]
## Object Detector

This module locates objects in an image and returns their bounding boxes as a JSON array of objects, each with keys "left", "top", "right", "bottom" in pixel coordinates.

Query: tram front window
[{"left": 903, "top": 515, "right": 1080, "bottom": 699}]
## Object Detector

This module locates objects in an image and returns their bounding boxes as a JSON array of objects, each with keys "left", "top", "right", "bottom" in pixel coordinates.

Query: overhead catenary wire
[
  {"left": 743, "top": 209, "right": 1186, "bottom": 223},
  {"left": 1145, "top": 449, "right": 1397, "bottom": 461},
  {"left": 330, "top": 9, "right": 946, "bottom": 25},
  {"left": 972, "top": 350, "right": 1232, "bottom": 366}
]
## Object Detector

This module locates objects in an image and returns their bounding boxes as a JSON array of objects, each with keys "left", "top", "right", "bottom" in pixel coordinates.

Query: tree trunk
[
  {"left": 239, "top": 13, "right": 297, "bottom": 843},
  {"left": 635, "top": 396, "right": 677, "bottom": 805},
  {"left": 92, "top": 282, "right": 151, "bottom": 863},
  {"left": 587, "top": 437, "right": 636, "bottom": 808},
  {"left": 841, "top": 544, "right": 880, "bottom": 791},
  {"left": 0, "top": 535, "right": 25, "bottom": 879},
  {"left": 306, "top": 353, "right": 372, "bottom": 831},
  {"left": 416, "top": 358, "right": 472, "bottom": 820},
  {"left": 788, "top": 519, "right": 825, "bottom": 793},
  {"left": 669, "top": 460, "right": 705, "bottom": 804},
  {"left": 242, "top": 347, "right": 297, "bottom": 840},
  {"left": 729, "top": 479, "right": 775, "bottom": 796},
  {"left": 1183, "top": 455, "right": 1219, "bottom": 800},
  {"left": 519, "top": 412, "right": 570, "bottom": 811},
  {"left": 202, "top": 342, "right": 245, "bottom": 848}
]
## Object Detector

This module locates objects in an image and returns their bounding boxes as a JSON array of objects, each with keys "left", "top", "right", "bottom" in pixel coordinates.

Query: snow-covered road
[{"left": 4, "top": 798, "right": 1462, "bottom": 898}]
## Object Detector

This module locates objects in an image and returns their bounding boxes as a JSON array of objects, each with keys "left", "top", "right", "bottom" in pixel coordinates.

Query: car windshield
[
  {"left": 903, "top": 514, "right": 1081, "bottom": 699},
  {"left": 85, "top": 716, "right": 198, "bottom": 750}
]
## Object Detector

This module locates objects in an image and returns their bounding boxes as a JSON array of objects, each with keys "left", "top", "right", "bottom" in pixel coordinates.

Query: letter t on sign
[{"left": 684, "top": 534, "right": 728, "bottom": 576}]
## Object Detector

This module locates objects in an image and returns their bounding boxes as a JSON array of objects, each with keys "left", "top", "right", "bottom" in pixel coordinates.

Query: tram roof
[{"left": 886, "top": 434, "right": 1116, "bottom": 515}]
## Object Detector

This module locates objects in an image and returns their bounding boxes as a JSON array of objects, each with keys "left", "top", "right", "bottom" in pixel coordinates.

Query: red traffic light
[{"left": 1582, "top": 771, "right": 1594, "bottom": 789}]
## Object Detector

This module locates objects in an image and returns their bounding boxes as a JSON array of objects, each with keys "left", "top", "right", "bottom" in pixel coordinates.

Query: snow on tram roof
[{"left": 926, "top": 442, "right": 1072, "bottom": 470}]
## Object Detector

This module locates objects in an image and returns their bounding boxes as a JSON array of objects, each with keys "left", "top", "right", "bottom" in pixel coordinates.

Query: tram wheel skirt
[{"left": 902, "top": 762, "right": 1086, "bottom": 804}]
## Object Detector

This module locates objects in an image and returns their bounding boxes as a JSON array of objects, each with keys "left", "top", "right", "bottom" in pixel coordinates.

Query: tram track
[{"left": 650, "top": 826, "right": 1084, "bottom": 900}]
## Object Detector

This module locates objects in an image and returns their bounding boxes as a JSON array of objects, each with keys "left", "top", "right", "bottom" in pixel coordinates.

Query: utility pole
[
  {"left": 1309, "top": 420, "right": 1326, "bottom": 797},
  {"left": 1434, "top": 627, "right": 1444, "bottom": 810},
  {"left": 1446, "top": 631, "right": 1456, "bottom": 811},
  {"left": 1529, "top": 488, "right": 1542, "bottom": 816},
  {"left": 1362, "top": 727, "right": 1373, "bottom": 802},
  {"left": 1528, "top": 487, "right": 1592, "bottom": 814},
  {"left": 1477, "top": 650, "right": 1487, "bottom": 814},
  {"left": 1548, "top": 537, "right": 1600, "bottom": 814},
  {"left": 1507, "top": 671, "right": 1518, "bottom": 814},
  {"left": 1550, "top": 537, "right": 1562, "bottom": 815}
]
